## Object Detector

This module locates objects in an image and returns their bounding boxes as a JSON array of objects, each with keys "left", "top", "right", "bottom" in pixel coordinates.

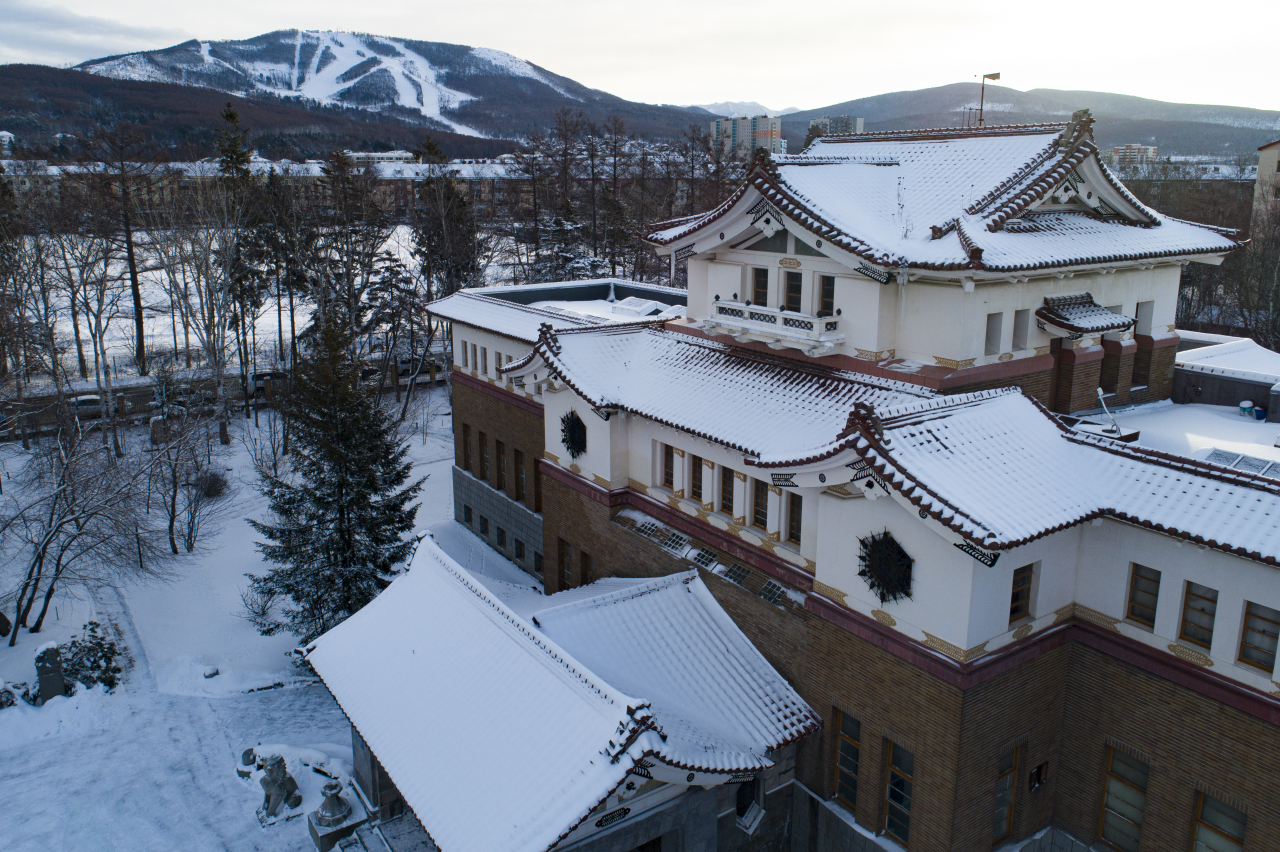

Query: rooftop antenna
[
  {"left": 1096, "top": 388, "right": 1122, "bottom": 436},
  {"left": 978, "top": 72, "right": 1001, "bottom": 126}
]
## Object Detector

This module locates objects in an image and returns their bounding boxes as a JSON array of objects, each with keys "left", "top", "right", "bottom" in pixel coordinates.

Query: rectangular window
[
  {"left": 497, "top": 528, "right": 506, "bottom": 549},
  {"left": 1134, "top": 300, "right": 1155, "bottom": 336},
  {"left": 581, "top": 551, "right": 594, "bottom": 584},
  {"left": 515, "top": 450, "right": 526, "bottom": 500},
  {"left": 1099, "top": 748, "right": 1148, "bottom": 852},
  {"left": 1012, "top": 309, "right": 1031, "bottom": 351},
  {"left": 691, "top": 456, "right": 703, "bottom": 501},
  {"left": 461, "top": 341, "right": 468, "bottom": 368},
  {"left": 470, "top": 343, "right": 477, "bottom": 372},
  {"left": 752, "top": 268, "right": 769, "bottom": 305},
  {"left": 495, "top": 351, "right": 502, "bottom": 369},
  {"left": 663, "top": 444, "right": 675, "bottom": 489},
  {"left": 496, "top": 440, "right": 507, "bottom": 490},
  {"left": 752, "top": 479, "right": 769, "bottom": 529},
  {"left": 785, "top": 271, "right": 802, "bottom": 312},
  {"left": 788, "top": 493, "right": 802, "bottom": 544},
  {"left": 1193, "top": 793, "right": 1246, "bottom": 852},
  {"left": 481, "top": 347, "right": 488, "bottom": 375},
  {"left": 883, "top": 743, "right": 914, "bottom": 846},
  {"left": 515, "top": 539, "right": 525, "bottom": 560},
  {"left": 478, "top": 432, "right": 489, "bottom": 480},
  {"left": 479, "top": 516, "right": 489, "bottom": 536},
  {"left": 534, "top": 552, "right": 544, "bottom": 576},
  {"left": 534, "top": 459, "right": 543, "bottom": 512},
  {"left": 462, "top": 424, "right": 472, "bottom": 471},
  {"left": 721, "top": 467, "right": 735, "bottom": 515},
  {"left": 992, "top": 748, "right": 1018, "bottom": 844},
  {"left": 463, "top": 505, "right": 472, "bottom": 524},
  {"left": 1126, "top": 563, "right": 1161, "bottom": 628},
  {"left": 1239, "top": 600, "right": 1280, "bottom": 673},
  {"left": 558, "top": 538, "right": 571, "bottom": 589},
  {"left": 1009, "top": 563, "right": 1033, "bottom": 624},
  {"left": 834, "top": 710, "right": 860, "bottom": 810},
  {"left": 1180, "top": 581, "right": 1219, "bottom": 649},
  {"left": 985, "top": 311, "right": 1004, "bottom": 356},
  {"left": 819, "top": 275, "right": 835, "bottom": 317}
]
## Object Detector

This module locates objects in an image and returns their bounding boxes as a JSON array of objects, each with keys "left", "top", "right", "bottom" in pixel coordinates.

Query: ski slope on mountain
[{"left": 79, "top": 30, "right": 582, "bottom": 137}]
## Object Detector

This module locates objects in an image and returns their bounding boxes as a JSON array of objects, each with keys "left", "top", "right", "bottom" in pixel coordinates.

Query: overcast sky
[{"left": 2, "top": 0, "right": 1277, "bottom": 113}]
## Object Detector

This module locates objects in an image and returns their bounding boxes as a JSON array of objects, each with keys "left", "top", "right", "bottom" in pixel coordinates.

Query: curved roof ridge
[
  {"left": 531, "top": 570, "right": 697, "bottom": 621},
  {"left": 421, "top": 540, "right": 647, "bottom": 712}
]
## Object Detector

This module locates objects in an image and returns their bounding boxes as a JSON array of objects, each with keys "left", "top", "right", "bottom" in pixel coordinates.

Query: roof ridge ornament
[
  {"left": 1059, "top": 109, "right": 1095, "bottom": 151},
  {"left": 538, "top": 322, "right": 562, "bottom": 356}
]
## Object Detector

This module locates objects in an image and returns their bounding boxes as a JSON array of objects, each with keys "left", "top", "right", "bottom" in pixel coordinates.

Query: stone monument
[
  {"left": 308, "top": 780, "right": 366, "bottom": 851},
  {"left": 259, "top": 754, "right": 302, "bottom": 817}
]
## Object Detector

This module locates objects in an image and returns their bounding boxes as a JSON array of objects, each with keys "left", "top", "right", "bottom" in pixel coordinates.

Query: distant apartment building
[
  {"left": 1112, "top": 143, "right": 1158, "bottom": 165},
  {"left": 711, "top": 115, "right": 785, "bottom": 160},
  {"left": 808, "top": 115, "right": 864, "bottom": 136},
  {"left": 345, "top": 150, "right": 417, "bottom": 165},
  {"left": 0, "top": 131, "right": 14, "bottom": 156},
  {"left": 1253, "top": 139, "right": 1280, "bottom": 227}
]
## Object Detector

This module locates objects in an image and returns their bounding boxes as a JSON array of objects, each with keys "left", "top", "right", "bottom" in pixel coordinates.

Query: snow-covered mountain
[
  {"left": 689, "top": 101, "right": 801, "bottom": 118},
  {"left": 76, "top": 30, "right": 699, "bottom": 139}
]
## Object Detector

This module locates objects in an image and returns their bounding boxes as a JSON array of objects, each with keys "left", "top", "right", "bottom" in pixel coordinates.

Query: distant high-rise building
[
  {"left": 711, "top": 115, "right": 784, "bottom": 160},
  {"left": 1112, "top": 144, "right": 1157, "bottom": 165},
  {"left": 809, "top": 115, "right": 864, "bottom": 136}
]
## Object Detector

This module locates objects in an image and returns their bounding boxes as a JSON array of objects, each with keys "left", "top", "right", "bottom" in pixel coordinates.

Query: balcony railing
[{"left": 703, "top": 301, "right": 844, "bottom": 356}]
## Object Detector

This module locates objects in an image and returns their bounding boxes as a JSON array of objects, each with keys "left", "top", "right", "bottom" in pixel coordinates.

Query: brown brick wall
[
  {"left": 536, "top": 469, "right": 1280, "bottom": 852},
  {"left": 1054, "top": 352, "right": 1104, "bottom": 414},
  {"left": 452, "top": 380, "right": 544, "bottom": 513},
  {"left": 1053, "top": 642, "right": 1280, "bottom": 852},
  {"left": 1128, "top": 344, "right": 1176, "bottom": 406},
  {"left": 1099, "top": 347, "right": 1136, "bottom": 405}
]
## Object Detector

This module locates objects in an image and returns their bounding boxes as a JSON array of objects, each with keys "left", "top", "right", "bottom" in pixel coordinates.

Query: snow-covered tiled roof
[
  {"left": 308, "top": 540, "right": 818, "bottom": 852},
  {"left": 1176, "top": 339, "right": 1280, "bottom": 386},
  {"left": 493, "top": 571, "right": 820, "bottom": 772},
  {"left": 844, "top": 389, "right": 1280, "bottom": 564},
  {"left": 645, "top": 120, "right": 1239, "bottom": 273},
  {"left": 1034, "top": 292, "right": 1134, "bottom": 336},
  {"left": 509, "top": 325, "right": 933, "bottom": 461}
]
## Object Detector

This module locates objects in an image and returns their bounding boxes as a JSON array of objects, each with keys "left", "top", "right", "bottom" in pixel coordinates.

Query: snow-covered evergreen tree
[
  {"left": 245, "top": 319, "right": 423, "bottom": 641},
  {"left": 531, "top": 205, "right": 608, "bottom": 283}
]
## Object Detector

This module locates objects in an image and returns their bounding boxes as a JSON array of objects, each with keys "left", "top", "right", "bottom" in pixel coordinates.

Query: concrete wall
[
  {"left": 452, "top": 466, "right": 542, "bottom": 578},
  {"left": 1173, "top": 367, "right": 1280, "bottom": 422}
]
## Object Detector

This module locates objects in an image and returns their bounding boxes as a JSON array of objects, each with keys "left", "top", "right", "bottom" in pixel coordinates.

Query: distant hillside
[
  {"left": 76, "top": 30, "right": 708, "bottom": 140},
  {"left": 784, "top": 83, "right": 1280, "bottom": 156},
  {"left": 689, "top": 102, "right": 801, "bottom": 118},
  {"left": 0, "top": 64, "right": 518, "bottom": 161}
]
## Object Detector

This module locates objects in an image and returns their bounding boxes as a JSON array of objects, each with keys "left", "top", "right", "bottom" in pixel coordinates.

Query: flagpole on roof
[{"left": 979, "top": 72, "right": 1001, "bottom": 127}]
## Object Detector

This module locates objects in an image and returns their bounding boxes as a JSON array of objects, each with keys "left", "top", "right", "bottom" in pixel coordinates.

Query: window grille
[
  {"left": 1192, "top": 793, "right": 1246, "bottom": 852},
  {"left": 752, "top": 268, "right": 769, "bottom": 305},
  {"left": 496, "top": 441, "right": 507, "bottom": 490},
  {"left": 659, "top": 531, "right": 689, "bottom": 553},
  {"left": 1099, "top": 747, "right": 1148, "bottom": 852},
  {"left": 1126, "top": 564, "right": 1160, "bottom": 627},
  {"left": 691, "top": 548, "right": 717, "bottom": 567},
  {"left": 1009, "top": 564, "right": 1033, "bottom": 624},
  {"left": 785, "top": 271, "right": 802, "bottom": 312},
  {"left": 515, "top": 450, "right": 526, "bottom": 500},
  {"left": 819, "top": 275, "right": 835, "bottom": 317},
  {"left": 1239, "top": 601, "right": 1280, "bottom": 673},
  {"left": 663, "top": 444, "right": 675, "bottom": 488},
  {"left": 858, "top": 530, "right": 913, "bottom": 603},
  {"left": 992, "top": 748, "right": 1017, "bottom": 843},
  {"left": 759, "top": 581, "right": 785, "bottom": 604},
  {"left": 636, "top": 521, "right": 661, "bottom": 539},
  {"left": 834, "top": 711, "right": 860, "bottom": 810},
  {"left": 753, "top": 479, "right": 769, "bottom": 529},
  {"left": 691, "top": 456, "right": 703, "bottom": 500},
  {"left": 720, "top": 467, "right": 735, "bottom": 515},
  {"left": 787, "top": 494, "right": 803, "bottom": 544},
  {"left": 1180, "top": 581, "right": 1219, "bottom": 649},
  {"left": 724, "top": 564, "right": 750, "bottom": 586},
  {"left": 883, "top": 743, "right": 915, "bottom": 845}
]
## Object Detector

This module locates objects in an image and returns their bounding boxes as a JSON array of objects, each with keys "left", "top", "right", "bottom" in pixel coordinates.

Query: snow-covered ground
[{"left": 0, "top": 386, "right": 535, "bottom": 851}]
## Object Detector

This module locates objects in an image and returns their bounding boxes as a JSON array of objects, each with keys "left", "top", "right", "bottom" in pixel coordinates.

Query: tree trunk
[{"left": 122, "top": 197, "right": 148, "bottom": 375}]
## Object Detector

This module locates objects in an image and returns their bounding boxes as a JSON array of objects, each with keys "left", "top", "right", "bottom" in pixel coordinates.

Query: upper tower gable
[{"left": 645, "top": 113, "right": 1238, "bottom": 277}]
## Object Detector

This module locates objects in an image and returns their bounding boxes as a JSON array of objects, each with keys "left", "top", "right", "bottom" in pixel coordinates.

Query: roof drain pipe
[{"left": 1096, "top": 387, "right": 1122, "bottom": 436}]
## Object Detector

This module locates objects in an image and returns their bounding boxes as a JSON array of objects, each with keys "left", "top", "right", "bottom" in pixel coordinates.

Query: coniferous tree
[{"left": 245, "top": 318, "right": 423, "bottom": 641}]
